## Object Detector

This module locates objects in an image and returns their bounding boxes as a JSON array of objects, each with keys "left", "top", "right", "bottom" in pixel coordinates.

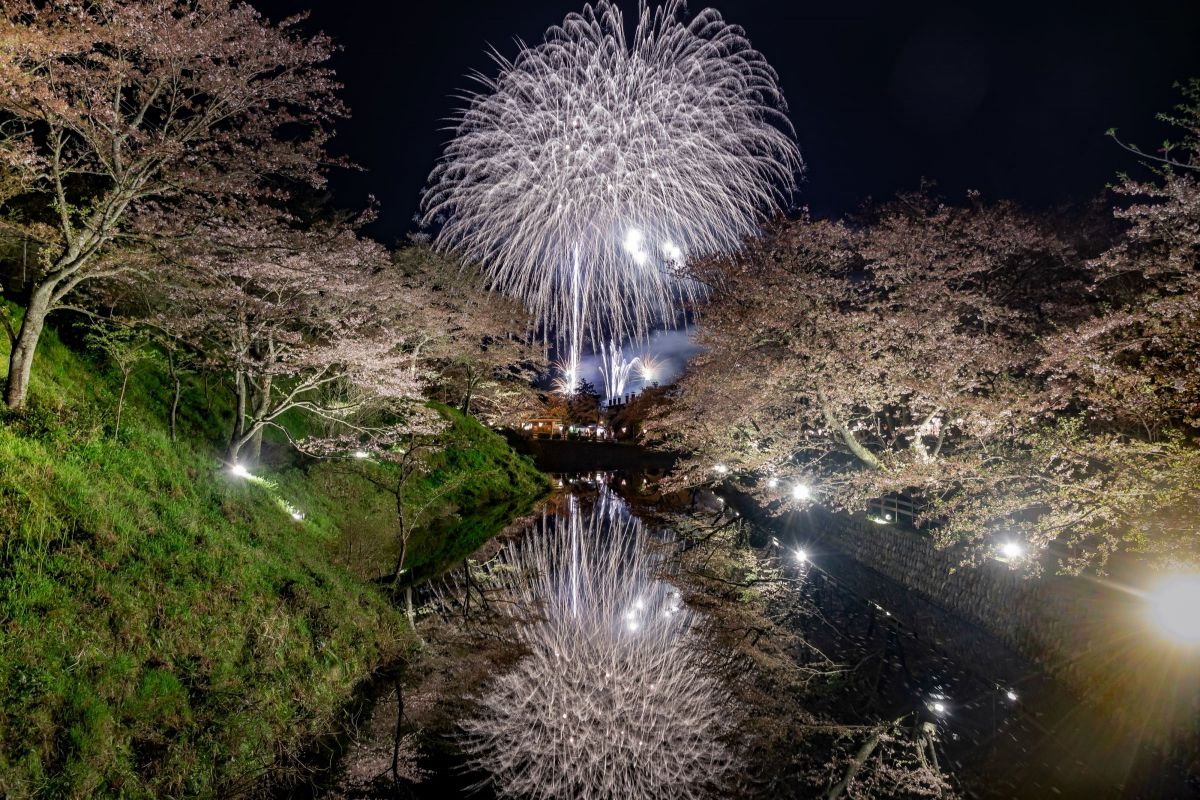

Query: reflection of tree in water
[{"left": 457, "top": 487, "right": 733, "bottom": 800}]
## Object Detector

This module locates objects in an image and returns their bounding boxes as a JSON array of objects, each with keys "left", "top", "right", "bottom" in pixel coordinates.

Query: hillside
[{"left": 0, "top": 318, "right": 547, "bottom": 798}]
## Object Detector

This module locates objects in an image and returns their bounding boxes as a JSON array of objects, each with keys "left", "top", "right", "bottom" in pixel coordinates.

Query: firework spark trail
[
  {"left": 423, "top": 0, "right": 801, "bottom": 374},
  {"left": 459, "top": 486, "right": 733, "bottom": 799},
  {"left": 598, "top": 339, "right": 642, "bottom": 402}
]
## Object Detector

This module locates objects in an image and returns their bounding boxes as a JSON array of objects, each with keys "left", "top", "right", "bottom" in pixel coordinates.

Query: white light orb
[
  {"left": 1147, "top": 574, "right": 1200, "bottom": 645},
  {"left": 623, "top": 227, "right": 644, "bottom": 255},
  {"left": 794, "top": 548, "right": 808, "bottom": 563},
  {"left": 1000, "top": 541, "right": 1024, "bottom": 560},
  {"left": 230, "top": 463, "right": 250, "bottom": 479},
  {"left": 792, "top": 483, "right": 812, "bottom": 502}
]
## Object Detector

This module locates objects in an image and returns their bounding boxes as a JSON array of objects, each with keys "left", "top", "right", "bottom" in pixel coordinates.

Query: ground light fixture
[
  {"left": 1146, "top": 573, "right": 1200, "bottom": 645},
  {"left": 1000, "top": 541, "right": 1024, "bottom": 560}
]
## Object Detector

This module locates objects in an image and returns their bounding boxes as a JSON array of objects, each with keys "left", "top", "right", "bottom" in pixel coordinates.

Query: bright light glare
[
  {"left": 353, "top": 450, "right": 369, "bottom": 459},
  {"left": 767, "top": 478, "right": 779, "bottom": 489},
  {"left": 1000, "top": 541, "right": 1024, "bottom": 559},
  {"left": 713, "top": 464, "right": 728, "bottom": 475},
  {"left": 1147, "top": 574, "right": 1200, "bottom": 645},
  {"left": 794, "top": 548, "right": 808, "bottom": 563},
  {"left": 230, "top": 463, "right": 250, "bottom": 479},
  {"left": 623, "top": 228, "right": 649, "bottom": 265},
  {"left": 291, "top": 511, "right": 304, "bottom": 522},
  {"left": 623, "top": 227, "right": 644, "bottom": 253},
  {"left": 792, "top": 483, "right": 812, "bottom": 502},
  {"left": 932, "top": 702, "right": 946, "bottom": 714},
  {"left": 1005, "top": 690, "right": 1018, "bottom": 701},
  {"left": 662, "top": 241, "right": 682, "bottom": 261}
]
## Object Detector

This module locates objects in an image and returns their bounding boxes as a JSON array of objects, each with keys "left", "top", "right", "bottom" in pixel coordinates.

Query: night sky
[{"left": 255, "top": 0, "right": 1200, "bottom": 245}]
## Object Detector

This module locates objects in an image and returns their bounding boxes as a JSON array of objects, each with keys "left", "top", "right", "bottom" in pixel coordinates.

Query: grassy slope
[{"left": 0, "top": 320, "right": 547, "bottom": 798}]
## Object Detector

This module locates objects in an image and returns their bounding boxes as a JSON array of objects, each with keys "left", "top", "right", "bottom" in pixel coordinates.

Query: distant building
[{"left": 521, "top": 418, "right": 565, "bottom": 438}]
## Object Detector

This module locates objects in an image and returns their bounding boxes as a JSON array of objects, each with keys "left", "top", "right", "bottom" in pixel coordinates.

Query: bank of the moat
[{"left": 294, "top": 449, "right": 1196, "bottom": 799}]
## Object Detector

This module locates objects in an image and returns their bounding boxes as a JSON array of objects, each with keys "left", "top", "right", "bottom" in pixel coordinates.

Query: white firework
[
  {"left": 598, "top": 339, "right": 641, "bottom": 402},
  {"left": 423, "top": 0, "right": 801, "bottom": 369},
  {"left": 460, "top": 491, "right": 733, "bottom": 799}
]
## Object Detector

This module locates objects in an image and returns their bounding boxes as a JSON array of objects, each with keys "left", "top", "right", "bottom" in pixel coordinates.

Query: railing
[{"left": 866, "top": 494, "right": 930, "bottom": 530}]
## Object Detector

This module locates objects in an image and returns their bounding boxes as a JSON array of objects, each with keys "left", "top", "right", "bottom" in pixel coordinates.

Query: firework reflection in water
[{"left": 460, "top": 485, "right": 733, "bottom": 799}]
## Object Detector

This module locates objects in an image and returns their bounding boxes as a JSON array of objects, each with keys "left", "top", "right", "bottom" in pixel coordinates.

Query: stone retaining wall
[{"left": 791, "top": 507, "right": 1196, "bottom": 742}]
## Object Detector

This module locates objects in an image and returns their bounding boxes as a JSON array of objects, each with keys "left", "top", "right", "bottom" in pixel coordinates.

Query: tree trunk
[
  {"left": 391, "top": 675, "right": 406, "bottom": 783},
  {"left": 228, "top": 370, "right": 248, "bottom": 460},
  {"left": 4, "top": 284, "right": 53, "bottom": 412},
  {"left": 460, "top": 365, "right": 477, "bottom": 415},
  {"left": 247, "top": 375, "right": 271, "bottom": 465},
  {"left": 827, "top": 726, "right": 887, "bottom": 800},
  {"left": 114, "top": 370, "right": 130, "bottom": 439},
  {"left": 170, "top": 376, "right": 182, "bottom": 442},
  {"left": 816, "top": 387, "right": 883, "bottom": 470},
  {"left": 247, "top": 428, "right": 263, "bottom": 466}
]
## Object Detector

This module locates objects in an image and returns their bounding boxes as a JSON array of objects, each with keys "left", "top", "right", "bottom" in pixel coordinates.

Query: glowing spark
[
  {"left": 423, "top": 0, "right": 801, "bottom": 363},
  {"left": 636, "top": 353, "right": 663, "bottom": 387}
]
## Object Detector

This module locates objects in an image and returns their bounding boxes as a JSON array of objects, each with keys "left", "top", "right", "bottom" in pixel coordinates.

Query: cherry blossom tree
[
  {"left": 0, "top": 0, "right": 343, "bottom": 410},
  {"left": 146, "top": 208, "right": 427, "bottom": 465},
  {"left": 389, "top": 243, "right": 545, "bottom": 426},
  {"left": 659, "top": 138, "right": 1200, "bottom": 572},
  {"left": 657, "top": 194, "right": 1076, "bottom": 504}
]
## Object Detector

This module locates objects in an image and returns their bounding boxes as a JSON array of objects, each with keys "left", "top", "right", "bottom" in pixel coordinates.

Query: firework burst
[
  {"left": 458, "top": 490, "right": 733, "bottom": 799},
  {"left": 598, "top": 339, "right": 642, "bottom": 402},
  {"left": 423, "top": 0, "right": 801, "bottom": 362}
]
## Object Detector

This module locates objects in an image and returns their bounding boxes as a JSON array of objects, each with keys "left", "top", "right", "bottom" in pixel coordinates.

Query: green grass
[{"left": 0, "top": 316, "right": 547, "bottom": 798}]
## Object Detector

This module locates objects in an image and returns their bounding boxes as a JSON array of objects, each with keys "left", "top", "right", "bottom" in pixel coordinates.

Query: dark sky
[{"left": 256, "top": 0, "right": 1200, "bottom": 245}]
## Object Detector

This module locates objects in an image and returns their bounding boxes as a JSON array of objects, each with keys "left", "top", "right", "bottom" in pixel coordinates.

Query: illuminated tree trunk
[{"left": 4, "top": 283, "right": 53, "bottom": 411}]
